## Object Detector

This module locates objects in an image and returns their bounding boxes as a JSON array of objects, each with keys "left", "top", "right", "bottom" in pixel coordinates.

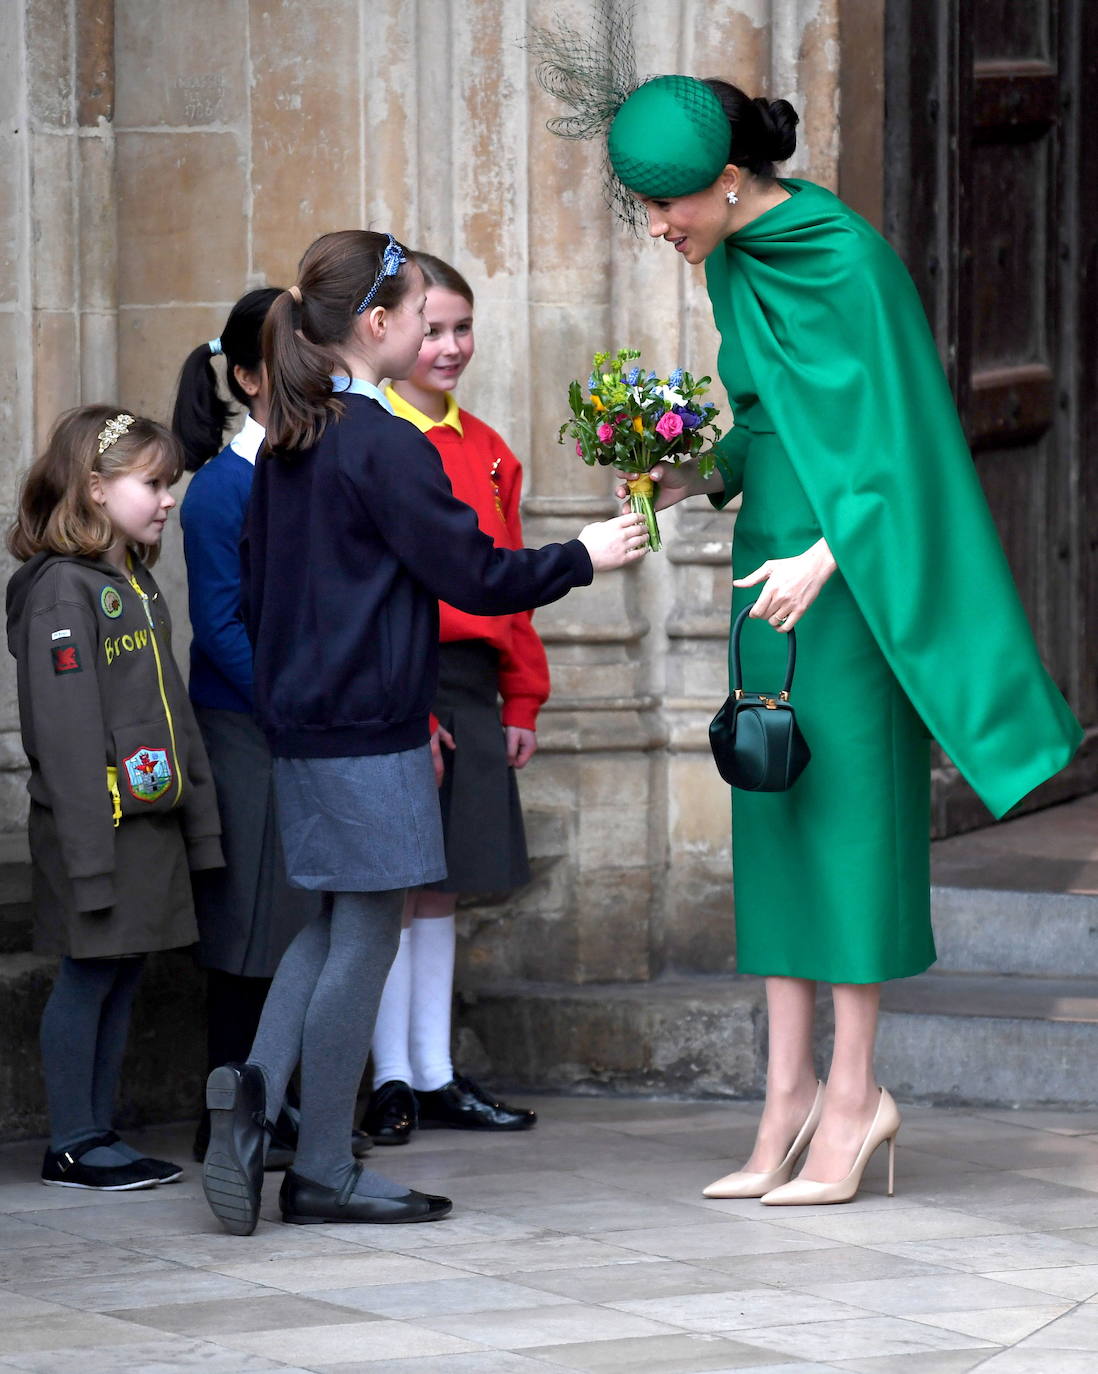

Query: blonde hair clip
[{"left": 97, "top": 413, "right": 135, "bottom": 455}]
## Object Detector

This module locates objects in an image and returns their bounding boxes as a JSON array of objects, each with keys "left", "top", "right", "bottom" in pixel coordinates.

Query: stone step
[
  {"left": 459, "top": 970, "right": 1098, "bottom": 1110},
  {"left": 0, "top": 948, "right": 206, "bottom": 1142},
  {"left": 877, "top": 970, "right": 1098, "bottom": 1108},
  {"left": 930, "top": 884, "right": 1098, "bottom": 976}
]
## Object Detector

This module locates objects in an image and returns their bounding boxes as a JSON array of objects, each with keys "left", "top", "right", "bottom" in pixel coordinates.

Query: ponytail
[
  {"left": 263, "top": 230, "right": 414, "bottom": 454},
  {"left": 172, "top": 342, "right": 229, "bottom": 472},
  {"left": 171, "top": 286, "right": 284, "bottom": 471},
  {"left": 262, "top": 289, "right": 345, "bottom": 453}
]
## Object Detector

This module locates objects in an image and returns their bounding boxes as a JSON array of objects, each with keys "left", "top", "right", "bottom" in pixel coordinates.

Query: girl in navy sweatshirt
[
  {"left": 173, "top": 291, "right": 356, "bottom": 1169},
  {"left": 202, "top": 229, "right": 647, "bottom": 1233}
]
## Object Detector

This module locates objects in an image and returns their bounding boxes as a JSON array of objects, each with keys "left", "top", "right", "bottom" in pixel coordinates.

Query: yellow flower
[
  {"left": 591, "top": 395, "right": 605, "bottom": 412},
  {"left": 632, "top": 416, "right": 644, "bottom": 434}
]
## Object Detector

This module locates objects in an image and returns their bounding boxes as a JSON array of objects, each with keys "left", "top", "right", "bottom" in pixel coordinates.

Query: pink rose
[
  {"left": 597, "top": 422, "right": 615, "bottom": 444},
  {"left": 576, "top": 441, "right": 584, "bottom": 456},
  {"left": 655, "top": 410, "right": 684, "bottom": 440}
]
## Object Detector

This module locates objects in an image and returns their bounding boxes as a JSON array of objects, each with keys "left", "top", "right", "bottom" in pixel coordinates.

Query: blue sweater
[
  {"left": 242, "top": 393, "right": 593, "bottom": 758},
  {"left": 180, "top": 444, "right": 255, "bottom": 714}
]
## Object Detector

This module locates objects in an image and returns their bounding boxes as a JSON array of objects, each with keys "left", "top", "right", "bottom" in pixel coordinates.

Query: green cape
[{"left": 705, "top": 179, "right": 1081, "bottom": 819}]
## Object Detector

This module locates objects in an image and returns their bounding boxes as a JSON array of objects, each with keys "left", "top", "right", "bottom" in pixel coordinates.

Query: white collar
[
  {"left": 228, "top": 414, "right": 265, "bottom": 465},
  {"left": 330, "top": 375, "right": 394, "bottom": 412}
]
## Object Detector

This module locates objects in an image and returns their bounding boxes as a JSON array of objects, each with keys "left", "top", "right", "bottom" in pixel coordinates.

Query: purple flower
[
  {"left": 673, "top": 405, "right": 703, "bottom": 430},
  {"left": 597, "top": 422, "right": 615, "bottom": 444},
  {"left": 655, "top": 411, "right": 684, "bottom": 440}
]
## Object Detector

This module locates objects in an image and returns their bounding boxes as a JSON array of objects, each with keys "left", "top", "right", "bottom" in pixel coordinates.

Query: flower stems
[{"left": 626, "top": 473, "right": 662, "bottom": 552}]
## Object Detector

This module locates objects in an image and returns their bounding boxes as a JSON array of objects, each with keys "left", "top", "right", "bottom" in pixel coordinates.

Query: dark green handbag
[{"left": 709, "top": 603, "right": 811, "bottom": 791}]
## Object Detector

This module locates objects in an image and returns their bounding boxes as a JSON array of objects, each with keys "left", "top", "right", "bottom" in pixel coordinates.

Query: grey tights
[
  {"left": 40, "top": 955, "right": 145, "bottom": 1165},
  {"left": 249, "top": 887, "right": 406, "bottom": 1197}
]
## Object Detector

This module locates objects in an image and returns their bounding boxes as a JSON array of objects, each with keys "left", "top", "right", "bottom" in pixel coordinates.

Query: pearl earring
[{"left": 726, "top": 189, "right": 739, "bottom": 205}]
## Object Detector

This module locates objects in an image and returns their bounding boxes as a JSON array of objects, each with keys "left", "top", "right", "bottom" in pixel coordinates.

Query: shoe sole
[
  {"left": 41, "top": 1176, "right": 157, "bottom": 1191},
  {"left": 203, "top": 1066, "right": 263, "bottom": 1236},
  {"left": 282, "top": 1200, "right": 453, "bottom": 1226},
  {"left": 153, "top": 1170, "right": 184, "bottom": 1184}
]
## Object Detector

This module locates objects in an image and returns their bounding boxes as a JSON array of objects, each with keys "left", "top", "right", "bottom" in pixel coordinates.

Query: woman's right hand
[
  {"left": 614, "top": 460, "right": 722, "bottom": 512},
  {"left": 578, "top": 512, "right": 649, "bottom": 571}
]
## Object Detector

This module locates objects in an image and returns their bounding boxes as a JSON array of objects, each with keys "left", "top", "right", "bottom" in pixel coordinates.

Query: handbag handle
[{"left": 731, "top": 602, "right": 797, "bottom": 699}]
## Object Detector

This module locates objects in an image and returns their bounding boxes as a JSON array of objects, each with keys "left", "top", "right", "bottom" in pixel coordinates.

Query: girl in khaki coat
[{"left": 6, "top": 406, "right": 223, "bottom": 1191}]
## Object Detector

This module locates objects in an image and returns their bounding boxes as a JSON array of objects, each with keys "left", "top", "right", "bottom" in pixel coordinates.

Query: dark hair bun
[{"left": 753, "top": 97, "right": 799, "bottom": 164}]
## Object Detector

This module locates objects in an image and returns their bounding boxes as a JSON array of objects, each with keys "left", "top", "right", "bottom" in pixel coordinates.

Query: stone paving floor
[{"left": 3, "top": 1096, "right": 1098, "bottom": 1373}]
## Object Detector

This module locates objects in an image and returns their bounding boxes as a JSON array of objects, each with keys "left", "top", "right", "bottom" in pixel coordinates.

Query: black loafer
[
  {"left": 41, "top": 1134, "right": 160, "bottom": 1191},
  {"left": 279, "top": 1165, "right": 451, "bottom": 1225},
  {"left": 202, "top": 1062, "right": 268, "bottom": 1235},
  {"left": 359, "top": 1080, "right": 417, "bottom": 1145},
  {"left": 416, "top": 1076, "right": 537, "bottom": 1131}
]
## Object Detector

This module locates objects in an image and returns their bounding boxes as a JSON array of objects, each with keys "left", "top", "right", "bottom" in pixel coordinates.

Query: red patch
[{"left": 51, "top": 645, "right": 82, "bottom": 674}]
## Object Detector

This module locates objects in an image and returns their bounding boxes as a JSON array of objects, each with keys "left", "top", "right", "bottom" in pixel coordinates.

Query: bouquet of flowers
[{"left": 558, "top": 349, "right": 725, "bottom": 551}]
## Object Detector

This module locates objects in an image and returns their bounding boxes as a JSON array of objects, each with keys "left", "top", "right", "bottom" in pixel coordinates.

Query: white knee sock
[
  {"left": 370, "top": 925, "right": 413, "bottom": 1087},
  {"left": 409, "top": 915, "right": 457, "bottom": 1092}
]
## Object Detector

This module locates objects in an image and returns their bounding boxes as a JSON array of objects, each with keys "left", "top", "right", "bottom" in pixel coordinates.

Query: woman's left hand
[
  {"left": 733, "top": 538, "right": 837, "bottom": 633},
  {"left": 505, "top": 726, "right": 537, "bottom": 769}
]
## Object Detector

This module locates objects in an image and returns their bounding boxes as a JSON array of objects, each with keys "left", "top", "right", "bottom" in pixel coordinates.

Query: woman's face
[
  {"left": 407, "top": 287, "right": 475, "bottom": 394},
  {"left": 640, "top": 179, "right": 736, "bottom": 265}
]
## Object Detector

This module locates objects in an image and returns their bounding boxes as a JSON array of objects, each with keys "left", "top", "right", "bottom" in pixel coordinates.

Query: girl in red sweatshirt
[{"left": 363, "top": 254, "right": 545, "bottom": 1142}]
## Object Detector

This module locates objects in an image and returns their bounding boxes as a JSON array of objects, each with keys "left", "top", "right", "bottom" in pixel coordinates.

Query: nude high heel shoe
[
  {"left": 760, "top": 1086, "right": 901, "bottom": 1206},
  {"left": 702, "top": 1082, "right": 824, "bottom": 1199}
]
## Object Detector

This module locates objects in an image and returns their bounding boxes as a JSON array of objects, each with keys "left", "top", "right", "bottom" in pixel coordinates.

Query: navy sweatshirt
[{"left": 242, "top": 393, "right": 594, "bottom": 758}]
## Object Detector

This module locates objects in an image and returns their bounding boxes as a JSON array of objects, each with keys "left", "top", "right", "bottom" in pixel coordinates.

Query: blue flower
[
  {"left": 673, "top": 405, "right": 703, "bottom": 430},
  {"left": 587, "top": 373, "right": 598, "bottom": 390},
  {"left": 646, "top": 370, "right": 658, "bottom": 383},
  {"left": 669, "top": 368, "right": 684, "bottom": 388},
  {"left": 625, "top": 367, "right": 642, "bottom": 386}
]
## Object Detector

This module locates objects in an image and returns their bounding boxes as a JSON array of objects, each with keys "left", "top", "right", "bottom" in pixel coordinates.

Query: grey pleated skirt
[
  {"left": 429, "top": 640, "right": 531, "bottom": 894},
  {"left": 191, "top": 706, "right": 320, "bottom": 977},
  {"left": 273, "top": 743, "right": 447, "bottom": 892}
]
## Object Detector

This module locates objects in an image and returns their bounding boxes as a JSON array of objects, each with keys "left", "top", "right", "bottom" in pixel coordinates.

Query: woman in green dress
[{"left": 592, "top": 76, "right": 1081, "bottom": 1205}]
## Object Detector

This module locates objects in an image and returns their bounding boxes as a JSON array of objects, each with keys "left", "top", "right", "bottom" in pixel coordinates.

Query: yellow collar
[{"left": 384, "top": 386, "right": 463, "bottom": 436}]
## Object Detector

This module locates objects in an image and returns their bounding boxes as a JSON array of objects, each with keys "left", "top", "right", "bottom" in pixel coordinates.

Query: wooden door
[{"left": 884, "top": 0, "right": 1098, "bottom": 837}]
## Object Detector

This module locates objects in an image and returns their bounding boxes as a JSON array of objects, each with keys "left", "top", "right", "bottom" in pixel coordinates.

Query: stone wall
[{"left": 2, "top": 0, "right": 845, "bottom": 1010}]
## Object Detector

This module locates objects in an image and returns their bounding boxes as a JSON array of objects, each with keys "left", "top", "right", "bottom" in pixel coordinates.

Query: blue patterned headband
[{"left": 355, "top": 234, "right": 407, "bottom": 314}]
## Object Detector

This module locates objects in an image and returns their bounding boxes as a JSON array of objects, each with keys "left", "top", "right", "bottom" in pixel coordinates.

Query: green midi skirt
[{"left": 728, "top": 430, "right": 936, "bottom": 984}]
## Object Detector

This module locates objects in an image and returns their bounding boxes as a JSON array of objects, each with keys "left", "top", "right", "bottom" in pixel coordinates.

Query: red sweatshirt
[{"left": 386, "top": 388, "right": 550, "bottom": 731}]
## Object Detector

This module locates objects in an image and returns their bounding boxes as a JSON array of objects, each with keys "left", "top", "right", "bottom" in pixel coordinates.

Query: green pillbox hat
[{"left": 608, "top": 75, "right": 730, "bottom": 198}]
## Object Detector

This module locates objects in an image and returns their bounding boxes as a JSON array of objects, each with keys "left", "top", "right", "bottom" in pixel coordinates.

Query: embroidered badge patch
[
  {"left": 121, "top": 747, "right": 172, "bottom": 802},
  {"left": 51, "top": 645, "right": 81, "bottom": 674},
  {"left": 100, "top": 586, "right": 123, "bottom": 619}
]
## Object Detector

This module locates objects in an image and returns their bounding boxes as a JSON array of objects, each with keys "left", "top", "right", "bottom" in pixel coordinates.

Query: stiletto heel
[
  {"left": 761, "top": 1086, "right": 901, "bottom": 1207},
  {"left": 702, "top": 1082, "right": 824, "bottom": 1200}
]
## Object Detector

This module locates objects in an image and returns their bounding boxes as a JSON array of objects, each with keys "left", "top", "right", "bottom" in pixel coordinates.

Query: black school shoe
[
  {"left": 98, "top": 1130, "right": 183, "bottom": 1183},
  {"left": 415, "top": 1075, "right": 537, "bottom": 1131},
  {"left": 359, "top": 1080, "right": 417, "bottom": 1145},
  {"left": 279, "top": 1165, "right": 452, "bottom": 1225},
  {"left": 41, "top": 1134, "right": 160, "bottom": 1191},
  {"left": 202, "top": 1062, "right": 269, "bottom": 1236}
]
